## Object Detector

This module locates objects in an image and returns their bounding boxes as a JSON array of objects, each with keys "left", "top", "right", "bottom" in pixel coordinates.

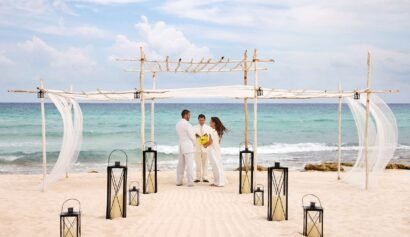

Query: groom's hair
[
  {"left": 198, "top": 114, "right": 206, "bottom": 119},
  {"left": 181, "top": 109, "right": 190, "bottom": 118}
]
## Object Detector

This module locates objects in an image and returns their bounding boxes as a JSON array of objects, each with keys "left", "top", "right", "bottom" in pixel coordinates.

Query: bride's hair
[{"left": 211, "top": 117, "right": 227, "bottom": 139}]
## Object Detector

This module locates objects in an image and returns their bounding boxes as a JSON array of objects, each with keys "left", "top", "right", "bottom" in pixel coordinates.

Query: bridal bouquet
[{"left": 199, "top": 134, "right": 209, "bottom": 145}]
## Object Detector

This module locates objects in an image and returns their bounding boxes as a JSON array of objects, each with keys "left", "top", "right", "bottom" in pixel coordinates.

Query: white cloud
[
  {"left": 0, "top": 54, "right": 15, "bottom": 66},
  {"left": 0, "top": 0, "right": 76, "bottom": 15},
  {"left": 35, "top": 18, "right": 112, "bottom": 39},
  {"left": 111, "top": 16, "right": 211, "bottom": 60},
  {"left": 75, "top": 0, "right": 145, "bottom": 4},
  {"left": 0, "top": 0, "right": 48, "bottom": 15},
  {"left": 161, "top": 0, "right": 254, "bottom": 26},
  {"left": 52, "top": 0, "right": 77, "bottom": 15},
  {"left": 18, "top": 36, "right": 96, "bottom": 69},
  {"left": 161, "top": 0, "right": 410, "bottom": 33}
]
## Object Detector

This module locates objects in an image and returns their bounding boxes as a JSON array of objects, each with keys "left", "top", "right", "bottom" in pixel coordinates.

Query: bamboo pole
[
  {"left": 151, "top": 72, "right": 156, "bottom": 142},
  {"left": 40, "top": 80, "right": 47, "bottom": 191},
  {"left": 337, "top": 83, "right": 342, "bottom": 180},
  {"left": 117, "top": 57, "right": 274, "bottom": 64},
  {"left": 140, "top": 47, "right": 145, "bottom": 171},
  {"left": 244, "top": 50, "right": 249, "bottom": 149},
  {"left": 253, "top": 49, "right": 258, "bottom": 185},
  {"left": 66, "top": 85, "right": 74, "bottom": 179},
  {"left": 364, "top": 51, "right": 372, "bottom": 190},
  {"left": 124, "top": 67, "right": 269, "bottom": 73}
]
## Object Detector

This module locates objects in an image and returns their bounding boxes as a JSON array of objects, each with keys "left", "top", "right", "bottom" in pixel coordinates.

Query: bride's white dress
[{"left": 207, "top": 129, "right": 225, "bottom": 186}]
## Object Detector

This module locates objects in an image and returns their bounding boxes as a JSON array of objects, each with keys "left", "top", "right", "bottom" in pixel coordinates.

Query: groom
[{"left": 176, "top": 109, "right": 196, "bottom": 187}]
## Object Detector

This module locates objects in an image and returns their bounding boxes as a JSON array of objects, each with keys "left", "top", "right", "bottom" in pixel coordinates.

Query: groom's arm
[{"left": 186, "top": 124, "right": 196, "bottom": 146}]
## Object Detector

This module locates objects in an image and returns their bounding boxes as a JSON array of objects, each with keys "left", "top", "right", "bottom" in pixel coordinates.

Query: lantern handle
[
  {"left": 239, "top": 141, "right": 253, "bottom": 151},
  {"left": 143, "top": 141, "right": 157, "bottom": 150},
  {"left": 61, "top": 198, "right": 81, "bottom": 213},
  {"left": 255, "top": 184, "right": 264, "bottom": 190},
  {"left": 302, "top": 194, "right": 322, "bottom": 208},
  {"left": 108, "top": 149, "right": 128, "bottom": 166},
  {"left": 129, "top": 181, "right": 140, "bottom": 189}
]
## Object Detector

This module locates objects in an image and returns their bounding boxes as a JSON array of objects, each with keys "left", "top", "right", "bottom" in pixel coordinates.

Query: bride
[{"left": 203, "top": 117, "right": 227, "bottom": 187}]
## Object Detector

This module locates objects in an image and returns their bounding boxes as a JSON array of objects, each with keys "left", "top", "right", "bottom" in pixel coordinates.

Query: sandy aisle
[{"left": 0, "top": 170, "right": 409, "bottom": 237}]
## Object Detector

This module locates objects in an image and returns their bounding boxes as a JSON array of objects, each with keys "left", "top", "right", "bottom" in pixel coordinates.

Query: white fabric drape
[
  {"left": 43, "top": 94, "right": 83, "bottom": 187},
  {"left": 45, "top": 86, "right": 362, "bottom": 101},
  {"left": 345, "top": 94, "right": 398, "bottom": 188}
]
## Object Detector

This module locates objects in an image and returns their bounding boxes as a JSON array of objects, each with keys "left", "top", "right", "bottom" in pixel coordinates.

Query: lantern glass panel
[
  {"left": 239, "top": 147, "right": 254, "bottom": 194},
  {"left": 106, "top": 150, "right": 128, "bottom": 219},
  {"left": 129, "top": 182, "right": 140, "bottom": 206},
  {"left": 60, "top": 199, "right": 81, "bottom": 237},
  {"left": 304, "top": 209, "right": 323, "bottom": 237},
  {"left": 143, "top": 144, "right": 158, "bottom": 194},
  {"left": 302, "top": 195, "right": 323, "bottom": 237},
  {"left": 145, "top": 150, "right": 156, "bottom": 193},
  {"left": 267, "top": 163, "right": 288, "bottom": 221},
  {"left": 254, "top": 185, "right": 264, "bottom": 206},
  {"left": 61, "top": 215, "right": 80, "bottom": 237},
  {"left": 109, "top": 167, "right": 126, "bottom": 218}
]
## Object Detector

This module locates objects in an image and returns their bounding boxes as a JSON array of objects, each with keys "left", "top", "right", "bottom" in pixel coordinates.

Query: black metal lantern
[
  {"left": 129, "top": 181, "right": 140, "bottom": 206},
  {"left": 60, "top": 199, "right": 81, "bottom": 237},
  {"left": 106, "top": 149, "right": 128, "bottom": 219},
  {"left": 143, "top": 142, "right": 157, "bottom": 194},
  {"left": 256, "top": 87, "right": 263, "bottom": 96},
  {"left": 239, "top": 143, "right": 254, "bottom": 194},
  {"left": 254, "top": 184, "right": 264, "bottom": 206},
  {"left": 302, "top": 194, "right": 324, "bottom": 237},
  {"left": 37, "top": 88, "right": 45, "bottom": 99},
  {"left": 267, "top": 162, "right": 288, "bottom": 221},
  {"left": 134, "top": 90, "right": 140, "bottom": 99},
  {"left": 354, "top": 91, "right": 360, "bottom": 100}
]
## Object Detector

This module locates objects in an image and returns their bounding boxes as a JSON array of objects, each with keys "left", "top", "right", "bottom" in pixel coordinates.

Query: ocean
[{"left": 0, "top": 103, "right": 409, "bottom": 174}]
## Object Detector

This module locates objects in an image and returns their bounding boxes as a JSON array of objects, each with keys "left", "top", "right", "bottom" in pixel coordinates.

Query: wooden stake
[
  {"left": 364, "top": 51, "right": 372, "bottom": 190},
  {"left": 40, "top": 79, "right": 47, "bottom": 191},
  {"left": 337, "top": 83, "right": 342, "bottom": 180}
]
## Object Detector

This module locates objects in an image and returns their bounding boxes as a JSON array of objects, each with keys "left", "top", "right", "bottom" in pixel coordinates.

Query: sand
[{"left": 0, "top": 170, "right": 409, "bottom": 237}]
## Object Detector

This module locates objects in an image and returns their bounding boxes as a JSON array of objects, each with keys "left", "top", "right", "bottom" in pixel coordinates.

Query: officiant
[{"left": 194, "top": 114, "right": 212, "bottom": 183}]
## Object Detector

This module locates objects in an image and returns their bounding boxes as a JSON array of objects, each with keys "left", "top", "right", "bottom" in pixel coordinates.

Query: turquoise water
[{"left": 0, "top": 103, "right": 409, "bottom": 174}]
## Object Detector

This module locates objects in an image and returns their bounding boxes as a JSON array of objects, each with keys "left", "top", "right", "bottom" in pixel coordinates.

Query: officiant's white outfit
[
  {"left": 194, "top": 123, "right": 212, "bottom": 181},
  {"left": 208, "top": 129, "right": 225, "bottom": 186},
  {"left": 176, "top": 118, "right": 196, "bottom": 186}
]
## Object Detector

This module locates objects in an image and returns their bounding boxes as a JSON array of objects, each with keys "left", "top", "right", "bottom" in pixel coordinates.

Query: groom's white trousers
[{"left": 176, "top": 152, "right": 194, "bottom": 185}]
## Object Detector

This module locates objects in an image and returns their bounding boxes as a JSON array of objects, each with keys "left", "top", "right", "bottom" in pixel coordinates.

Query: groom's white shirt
[
  {"left": 194, "top": 124, "right": 212, "bottom": 152},
  {"left": 176, "top": 119, "right": 196, "bottom": 154}
]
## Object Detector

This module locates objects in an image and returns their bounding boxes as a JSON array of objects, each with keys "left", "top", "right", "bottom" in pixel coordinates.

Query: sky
[{"left": 0, "top": 0, "right": 409, "bottom": 102}]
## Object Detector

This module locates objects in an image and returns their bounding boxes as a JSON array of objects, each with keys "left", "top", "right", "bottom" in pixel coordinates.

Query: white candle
[
  {"left": 111, "top": 194, "right": 123, "bottom": 218},
  {"left": 271, "top": 195, "right": 286, "bottom": 221},
  {"left": 307, "top": 221, "right": 322, "bottom": 237},
  {"left": 64, "top": 227, "right": 77, "bottom": 237},
  {"left": 255, "top": 194, "right": 263, "bottom": 206},
  {"left": 241, "top": 172, "right": 251, "bottom": 193},
  {"left": 130, "top": 194, "right": 139, "bottom": 206},
  {"left": 147, "top": 174, "right": 155, "bottom": 193}
]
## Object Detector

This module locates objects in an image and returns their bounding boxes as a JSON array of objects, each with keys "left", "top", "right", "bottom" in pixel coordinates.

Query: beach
[{"left": 1, "top": 170, "right": 409, "bottom": 237}]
